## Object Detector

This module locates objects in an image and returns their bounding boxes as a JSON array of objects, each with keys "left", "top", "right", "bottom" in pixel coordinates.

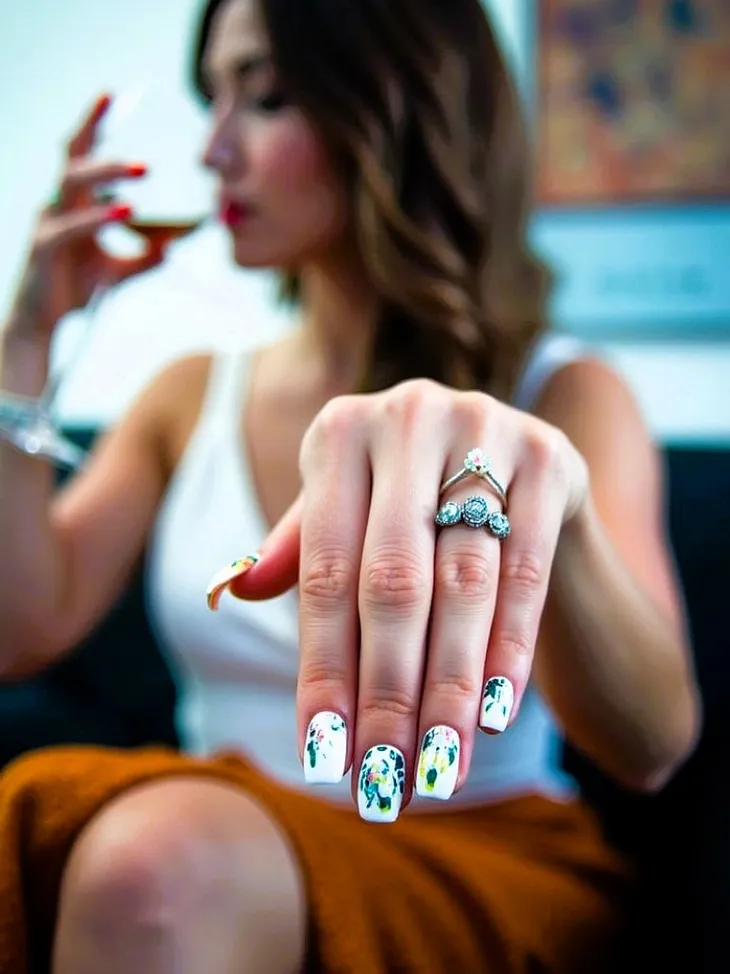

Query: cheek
[{"left": 255, "top": 120, "right": 345, "bottom": 214}]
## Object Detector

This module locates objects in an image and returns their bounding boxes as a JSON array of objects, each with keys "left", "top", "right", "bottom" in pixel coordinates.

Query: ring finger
[{"left": 416, "top": 442, "right": 512, "bottom": 801}]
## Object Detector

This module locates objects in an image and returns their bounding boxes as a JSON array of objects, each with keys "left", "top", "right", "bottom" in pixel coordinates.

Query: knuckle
[
  {"left": 423, "top": 672, "right": 482, "bottom": 706},
  {"left": 495, "top": 629, "right": 534, "bottom": 659},
  {"left": 382, "top": 379, "right": 441, "bottom": 427},
  {"left": 502, "top": 552, "right": 544, "bottom": 595},
  {"left": 300, "top": 553, "right": 357, "bottom": 606},
  {"left": 361, "top": 554, "right": 428, "bottom": 610},
  {"left": 453, "top": 390, "right": 489, "bottom": 429},
  {"left": 301, "top": 396, "right": 365, "bottom": 470},
  {"left": 297, "top": 664, "right": 349, "bottom": 696},
  {"left": 317, "top": 395, "right": 365, "bottom": 439},
  {"left": 524, "top": 422, "right": 565, "bottom": 472},
  {"left": 358, "top": 686, "right": 419, "bottom": 724},
  {"left": 436, "top": 551, "right": 495, "bottom": 601}
]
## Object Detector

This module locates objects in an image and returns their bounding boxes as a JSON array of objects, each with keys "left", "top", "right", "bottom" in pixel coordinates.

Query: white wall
[{"left": 1, "top": 0, "right": 728, "bottom": 439}]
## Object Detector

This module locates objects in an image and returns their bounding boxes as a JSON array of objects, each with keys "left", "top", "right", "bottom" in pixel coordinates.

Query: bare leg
[{"left": 52, "top": 777, "right": 307, "bottom": 974}]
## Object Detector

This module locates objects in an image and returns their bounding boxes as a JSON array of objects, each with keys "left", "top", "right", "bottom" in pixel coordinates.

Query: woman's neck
[{"left": 296, "top": 256, "right": 377, "bottom": 391}]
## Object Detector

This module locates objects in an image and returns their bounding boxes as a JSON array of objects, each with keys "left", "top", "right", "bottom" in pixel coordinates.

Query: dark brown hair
[{"left": 193, "top": 0, "right": 551, "bottom": 398}]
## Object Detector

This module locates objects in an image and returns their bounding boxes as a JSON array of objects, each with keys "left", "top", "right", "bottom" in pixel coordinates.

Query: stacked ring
[{"left": 435, "top": 496, "right": 511, "bottom": 540}]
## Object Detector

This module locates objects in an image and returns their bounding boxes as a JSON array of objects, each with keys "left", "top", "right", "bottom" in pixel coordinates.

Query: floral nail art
[
  {"left": 479, "top": 676, "right": 514, "bottom": 732},
  {"left": 206, "top": 554, "right": 260, "bottom": 611},
  {"left": 358, "top": 746, "right": 406, "bottom": 823},
  {"left": 415, "top": 726, "right": 460, "bottom": 800},
  {"left": 304, "top": 712, "right": 347, "bottom": 784}
]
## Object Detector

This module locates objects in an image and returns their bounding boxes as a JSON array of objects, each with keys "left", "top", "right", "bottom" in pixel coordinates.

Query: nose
[{"left": 202, "top": 105, "right": 237, "bottom": 175}]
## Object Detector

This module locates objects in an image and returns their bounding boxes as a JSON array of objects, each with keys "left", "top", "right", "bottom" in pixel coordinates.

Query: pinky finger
[{"left": 479, "top": 472, "right": 563, "bottom": 735}]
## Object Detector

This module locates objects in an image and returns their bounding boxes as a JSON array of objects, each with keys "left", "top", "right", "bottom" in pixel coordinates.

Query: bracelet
[{"left": 0, "top": 391, "right": 47, "bottom": 429}]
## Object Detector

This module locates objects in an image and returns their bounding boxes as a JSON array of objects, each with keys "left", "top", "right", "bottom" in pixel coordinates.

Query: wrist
[
  {"left": 554, "top": 493, "right": 601, "bottom": 584},
  {"left": 1, "top": 323, "right": 51, "bottom": 397}
]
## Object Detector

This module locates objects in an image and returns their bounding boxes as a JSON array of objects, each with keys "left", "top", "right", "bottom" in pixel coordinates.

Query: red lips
[{"left": 220, "top": 199, "right": 249, "bottom": 227}]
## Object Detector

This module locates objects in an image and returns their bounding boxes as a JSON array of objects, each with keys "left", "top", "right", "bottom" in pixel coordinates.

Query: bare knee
[
  {"left": 55, "top": 777, "right": 306, "bottom": 965},
  {"left": 60, "top": 804, "right": 211, "bottom": 934}
]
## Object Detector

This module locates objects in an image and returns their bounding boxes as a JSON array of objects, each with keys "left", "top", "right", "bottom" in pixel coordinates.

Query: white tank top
[{"left": 146, "top": 333, "right": 584, "bottom": 808}]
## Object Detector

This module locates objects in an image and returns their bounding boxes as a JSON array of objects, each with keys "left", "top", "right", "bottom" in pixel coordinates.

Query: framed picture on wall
[{"left": 536, "top": 0, "right": 730, "bottom": 207}]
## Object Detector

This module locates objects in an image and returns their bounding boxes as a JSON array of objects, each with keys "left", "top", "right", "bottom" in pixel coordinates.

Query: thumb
[{"left": 206, "top": 495, "right": 302, "bottom": 610}]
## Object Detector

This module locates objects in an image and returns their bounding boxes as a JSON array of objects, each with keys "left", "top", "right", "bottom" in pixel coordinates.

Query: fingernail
[
  {"left": 206, "top": 554, "right": 260, "bottom": 611},
  {"left": 479, "top": 676, "right": 514, "bottom": 733},
  {"left": 304, "top": 712, "right": 347, "bottom": 784},
  {"left": 357, "top": 745, "right": 406, "bottom": 823},
  {"left": 107, "top": 203, "right": 132, "bottom": 222},
  {"left": 415, "top": 725, "right": 460, "bottom": 800},
  {"left": 96, "top": 93, "right": 112, "bottom": 113},
  {"left": 126, "top": 162, "right": 148, "bottom": 177}
]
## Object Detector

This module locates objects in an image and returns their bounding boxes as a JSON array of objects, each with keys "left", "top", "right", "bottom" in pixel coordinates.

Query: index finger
[
  {"left": 67, "top": 93, "right": 112, "bottom": 159},
  {"left": 296, "top": 403, "right": 371, "bottom": 787}
]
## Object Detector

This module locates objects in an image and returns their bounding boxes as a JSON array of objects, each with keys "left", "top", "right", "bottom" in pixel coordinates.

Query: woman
[{"left": 0, "top": 0, "right": 700, "bottom": 971}]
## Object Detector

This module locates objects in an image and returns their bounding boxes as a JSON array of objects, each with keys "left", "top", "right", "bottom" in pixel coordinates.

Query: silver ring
[
  {"left": 440, "top": 448, "right": 508, "bottom": 507},
  {"left": 435, "top": 496, "right": 511, "bottom": 540}
]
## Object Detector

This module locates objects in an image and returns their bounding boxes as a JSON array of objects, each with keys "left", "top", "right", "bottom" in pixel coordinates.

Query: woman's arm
[
  {"left": 533, "top": 358, "right": 701, "bottom": 792},
  {"left": 0, "top": 336, "right": 204, "bottom": 680}
]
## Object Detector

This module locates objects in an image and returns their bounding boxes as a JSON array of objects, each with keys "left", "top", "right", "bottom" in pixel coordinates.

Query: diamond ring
[{"left": 440, "top": 448, "right": 508, "bottom": 507}]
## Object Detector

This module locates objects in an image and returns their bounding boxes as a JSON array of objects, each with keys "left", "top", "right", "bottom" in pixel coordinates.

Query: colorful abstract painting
[{"left": 537, "top": 0, "right": 730, "bottom": 205}]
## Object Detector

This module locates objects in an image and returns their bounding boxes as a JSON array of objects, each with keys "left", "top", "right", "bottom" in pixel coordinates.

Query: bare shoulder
[
  {"left": 530, "top": 356, "right": 646, "bottom": 440},
  {"left": 140, "top": 353, "right": 215, "bottom": 472},
  {"left": 532, "top": 355, "right": 684, "bottom": 630}
]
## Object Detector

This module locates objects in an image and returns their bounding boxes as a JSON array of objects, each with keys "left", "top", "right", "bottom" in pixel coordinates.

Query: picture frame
[{"left": 535, "top": 0, "right": 730, "bottom": 208}]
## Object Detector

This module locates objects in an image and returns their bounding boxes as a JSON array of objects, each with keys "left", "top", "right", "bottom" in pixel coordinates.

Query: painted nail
[
  {"left": 126, "top": 162, "right": 148, "bottom": 177},
  {"left": 303, "top": 711, "right": 347, "bottom": 784},
  {"left": 415, "top": 725, "right": 460, "bottom": 800},
  {"left": 206, "top": 554, "right": 260, "bottom": 611},
  {"left": 479, "top": 676, "right": 514, "bottom": 732},
  {"left": 95, "top": 93, "right": 112, "bottom": 115},
  {"left": 107, "top": 203, "right": 132, "bottom": 222},
  {"left": 357, "top": 745, "right": 406, "bottom": 823}
]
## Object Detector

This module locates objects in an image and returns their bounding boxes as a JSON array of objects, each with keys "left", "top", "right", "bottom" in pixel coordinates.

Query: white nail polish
[
  {"left": 205, "top": 554, "right": 259, "bottom": 611},
  {"left": 480, "top": 676, "right": 514, "bottom": 732},
  {"left": 303, "top": 712, "right": 347, "bottom": 784},
  {"left": 415, "top": 725, "right": 460, "bottom": 800},
  {"left": 357, "top": 745, "right": 406, "bottom": 823}
]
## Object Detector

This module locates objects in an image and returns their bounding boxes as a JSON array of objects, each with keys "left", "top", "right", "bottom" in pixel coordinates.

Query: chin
[{"left": 229, "top": 237, "right": 298, "bottom": 271}]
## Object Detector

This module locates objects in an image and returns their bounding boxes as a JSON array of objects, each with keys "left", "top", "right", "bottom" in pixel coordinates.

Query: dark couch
[{"left": 1, "top": 427, "right": 729, "bottom": 970}]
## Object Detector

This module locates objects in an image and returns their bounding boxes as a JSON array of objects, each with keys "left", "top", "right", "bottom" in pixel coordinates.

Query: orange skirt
[{"left": 0, "top": 746, "right": 634, "bottom": 973}]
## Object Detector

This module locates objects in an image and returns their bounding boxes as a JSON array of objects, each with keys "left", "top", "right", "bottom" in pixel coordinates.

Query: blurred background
[{"left": 1, "top": 0, "right": 729, "bottom": 436}]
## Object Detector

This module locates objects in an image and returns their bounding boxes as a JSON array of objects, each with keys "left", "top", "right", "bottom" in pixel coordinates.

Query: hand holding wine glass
[
  {"left": 2, "top": 85, "right": 212, "bottom": 468},
  {"left": 10, "top": 93, "right": 165, "bottom": 342},
  {"left": 1, "top": 93, "right": 168, "bottom": 467}
]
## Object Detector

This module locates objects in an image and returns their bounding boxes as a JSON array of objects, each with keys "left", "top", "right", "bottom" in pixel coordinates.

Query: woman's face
[{"left": 201, "top": 0, "right": 349, "bottom": 270}]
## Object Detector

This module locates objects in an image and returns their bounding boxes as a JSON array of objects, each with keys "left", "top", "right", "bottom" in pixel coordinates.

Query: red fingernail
[
  {"left": 107, "top": 203, "right": 133, "bottom": 222},
  {"left": 95, "top": 93, "right": 112, "bottom": 114},
  {"left": 127, "top": 163, "right": 148, "bottom": 177}
]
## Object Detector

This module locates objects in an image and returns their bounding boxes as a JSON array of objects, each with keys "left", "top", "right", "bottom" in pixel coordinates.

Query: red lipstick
[{"left": 220, "top": 199, "right": 250, "bottom": 228}]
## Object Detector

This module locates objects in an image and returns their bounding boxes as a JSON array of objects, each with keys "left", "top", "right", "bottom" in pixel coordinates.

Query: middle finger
[{"left": 353, "top": 391, "right": 447, "bottom": 822}]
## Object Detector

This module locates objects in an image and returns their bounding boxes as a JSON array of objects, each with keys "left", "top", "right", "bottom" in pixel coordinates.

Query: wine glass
[{"left": 11, "top": 82, "right": 215, "bottom": 469}]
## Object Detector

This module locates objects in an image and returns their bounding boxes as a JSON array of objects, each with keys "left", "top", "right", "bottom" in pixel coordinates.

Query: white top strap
[{"left": 512, "top": 333, "right": 588, "bottom": 412}]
